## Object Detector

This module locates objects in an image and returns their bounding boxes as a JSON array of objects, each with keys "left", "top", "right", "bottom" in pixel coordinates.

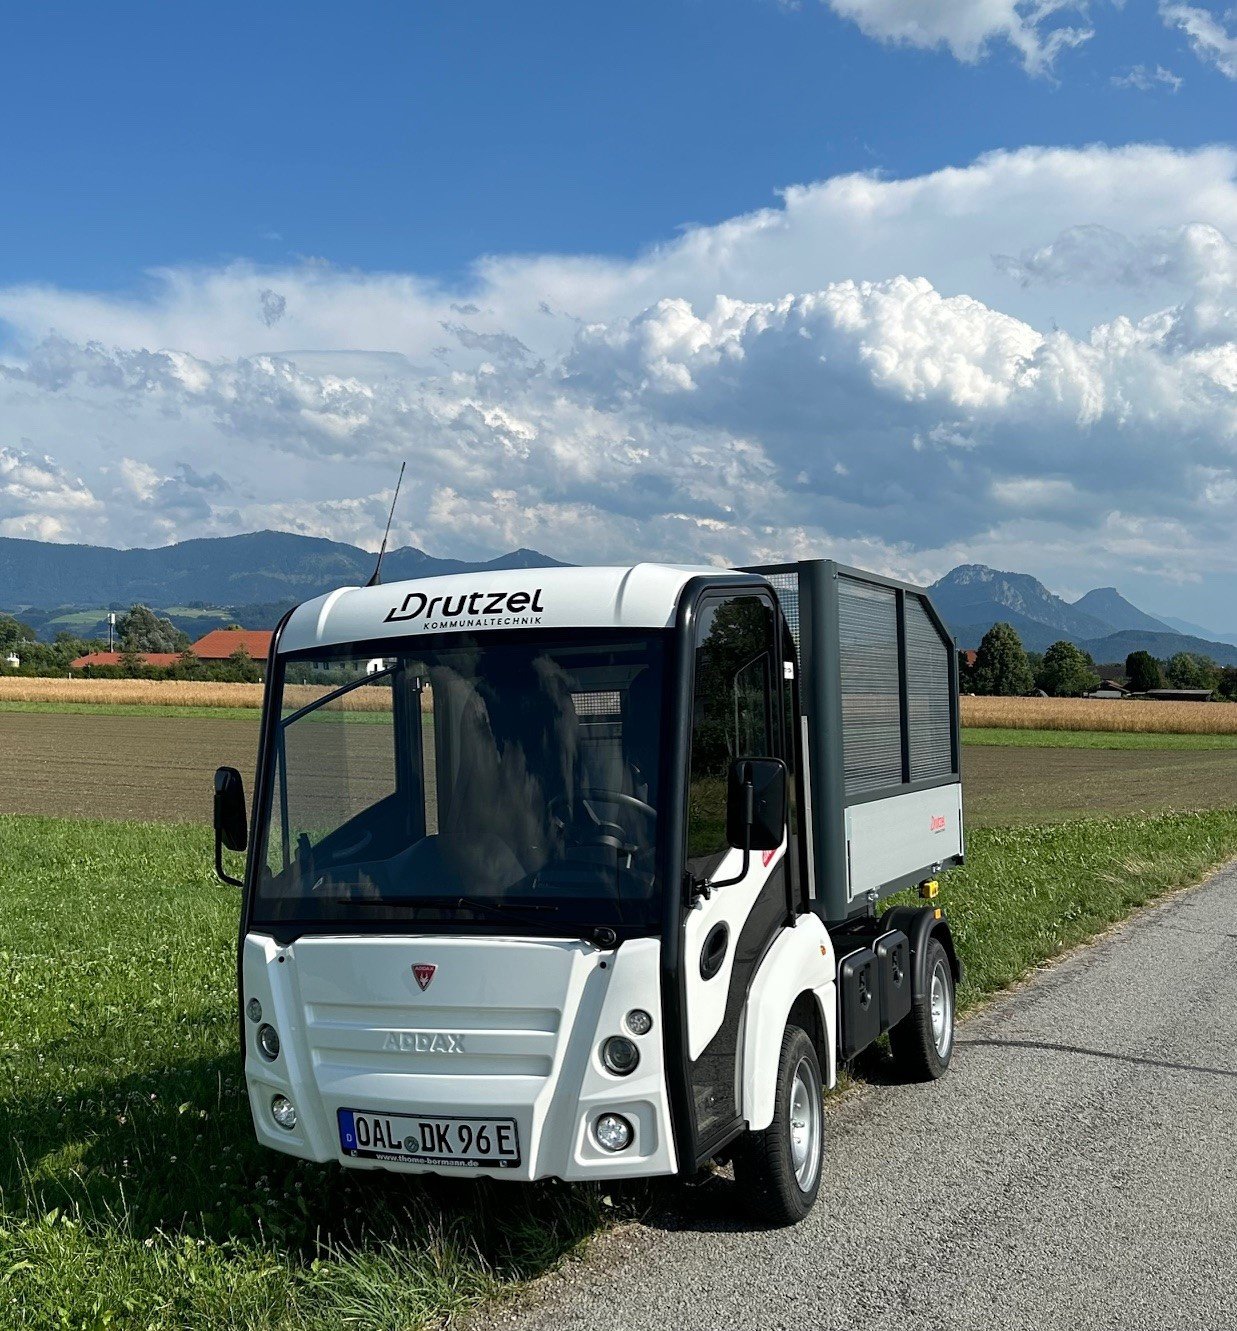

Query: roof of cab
[{"left": 277, "top": 563, "right": 764, "bottom": 654}]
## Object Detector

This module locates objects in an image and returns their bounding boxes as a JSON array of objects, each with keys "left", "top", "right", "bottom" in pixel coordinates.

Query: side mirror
[
  {"left": 214, "top": 766, "right": 248, "bottom": 886},
  {"left": 726, "top": 757, "right": 787, "bottom": 852},
  {"left": 696, "top": 758, "right": 788, "bottom": 898}
]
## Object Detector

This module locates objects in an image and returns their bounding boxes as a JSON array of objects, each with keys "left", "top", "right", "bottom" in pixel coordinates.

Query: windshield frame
[{"left": 241, "top": 624, "right": 676, "bottom": 945}]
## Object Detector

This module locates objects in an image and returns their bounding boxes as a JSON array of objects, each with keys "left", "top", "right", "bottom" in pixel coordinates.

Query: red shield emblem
[{"left": 412, "top": 963, "right": 437, "bottom": 992}]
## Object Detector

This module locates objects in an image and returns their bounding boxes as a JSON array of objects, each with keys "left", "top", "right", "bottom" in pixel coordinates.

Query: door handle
[{"left": 699, "top": 922, "right": 730, "bottom": 981}]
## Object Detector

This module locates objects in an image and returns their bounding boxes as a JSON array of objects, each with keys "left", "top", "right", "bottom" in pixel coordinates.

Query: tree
[
  {"left": 116, "top": 604, "right": 191, "bottom": 654},
  {"left": 957, "top": 650, "right": 975, "bottom": 693},
  {"left": 1037, "top": 640, "right": 1099, "bottom": 697},
  {"left": 1125, "top": 650, "right": 1164, "bottom": 693},
  {"left": 0, "top": 614, "right": 36, "bottom": 651},
  {"left": 1218, "top": 667, "right": 1237, "bottom": 702},
  {"left": 225, "top": 645, "right": 262, "bottom": 684},
  {"left": 1165, "top": 652, "right": 1221, "bottom": 691},
  {"left": 972, "top": 622, "right": 1034, "bottom": 697}
]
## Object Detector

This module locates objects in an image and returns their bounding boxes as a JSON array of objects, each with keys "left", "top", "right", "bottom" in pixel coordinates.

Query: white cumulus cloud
[
  {"left": 822, "top": 0, "right": 1092, "bottom": 74},
  {"left": 0, "top": 143, "right": 1235, "bottom": 606}
]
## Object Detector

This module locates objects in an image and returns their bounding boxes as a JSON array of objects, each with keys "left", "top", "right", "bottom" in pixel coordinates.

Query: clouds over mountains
[{"left": 0, "top": 144, "right": 1235, "bottom": 597}]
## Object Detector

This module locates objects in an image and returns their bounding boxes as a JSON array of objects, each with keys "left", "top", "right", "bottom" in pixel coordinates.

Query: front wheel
[
  {"left": 732, "top": 1025, "right": 823, "bottom": 1226},
  {"left": 889, "top": 936, "right": 955, "bottom": 1081}
]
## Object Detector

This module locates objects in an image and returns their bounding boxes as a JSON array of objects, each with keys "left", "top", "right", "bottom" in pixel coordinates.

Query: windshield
[{"left": 253, "top": 632, "right": 666, "bottom": 934}]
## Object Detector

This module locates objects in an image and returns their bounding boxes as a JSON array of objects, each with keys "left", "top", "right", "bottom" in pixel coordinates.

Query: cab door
[{"left": 680, "top": 591, "right": 790, "bottom": 1158}]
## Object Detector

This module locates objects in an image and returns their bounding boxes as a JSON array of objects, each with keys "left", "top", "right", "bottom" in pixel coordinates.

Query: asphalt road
[{"left": 494, "top": 863, "right": 1237, "bottom": 1331}]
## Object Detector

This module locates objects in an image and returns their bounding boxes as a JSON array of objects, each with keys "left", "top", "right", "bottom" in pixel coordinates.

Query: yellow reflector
[
  {"left": 919, "top": 879, "right": 940, "bottom": 900},
  {"left": 934, "top": 907, "right": 942, "bottom": 920}
]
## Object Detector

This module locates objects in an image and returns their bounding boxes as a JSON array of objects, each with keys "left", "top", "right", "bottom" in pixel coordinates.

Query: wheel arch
[
  {"left": 741, "top": 916, "right": 836, "bottom": 1133},
  {"left": 880, "top": 904, "right": 962, "bottom": 995}
]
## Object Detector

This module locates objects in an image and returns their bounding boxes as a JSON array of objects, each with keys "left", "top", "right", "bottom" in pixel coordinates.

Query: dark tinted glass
[
  {"left": 254, "top": 634, "right": 666, "bottom": 933},
  {"left": 685, "top": 596, "right": 776, "bottom": 871}
]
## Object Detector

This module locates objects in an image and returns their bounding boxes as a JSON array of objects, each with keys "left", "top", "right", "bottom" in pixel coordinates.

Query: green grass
[
  {"left": 0, "top": 818, "right": 603, "bottom": 1331},
  {"left": 902, "top": 809, "right": 1237, "bottom": 1007},
  {"left": 964, "top": 726, "right": 1237, "bottom": 751},
  {"left": 4, "top": 808, "right": 1237, "bottom": 1328},
  {"left": 0, "top": 700, "right": 263, "bottom": 721}
]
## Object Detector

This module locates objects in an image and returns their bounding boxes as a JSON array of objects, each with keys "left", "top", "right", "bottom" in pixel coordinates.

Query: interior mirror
[
  {"left": 213, "top": 766, "right": 248, "bottom": 886},
  {"left": 726, "top": 757, "right": 787, "bottom": 852}
]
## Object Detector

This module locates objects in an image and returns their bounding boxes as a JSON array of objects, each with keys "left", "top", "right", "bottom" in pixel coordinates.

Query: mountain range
[
  {"left": 0, "top": 531, "right": 563, "bottom": 611},
  {"left": 929, "top": 564, "right": 1237, "bottom": 667},
  {"left": 2, "top": 532, "right": 1234, "bottom": 666}
]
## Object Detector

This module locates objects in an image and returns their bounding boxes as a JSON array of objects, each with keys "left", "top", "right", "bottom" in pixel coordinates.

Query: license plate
[{"left": 337, "top": 1108, "right": 521, "bottom": 1168}]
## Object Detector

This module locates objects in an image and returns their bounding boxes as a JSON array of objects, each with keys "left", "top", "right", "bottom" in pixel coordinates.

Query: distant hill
[
  {"left": 1156, "top": 614, "right": 1237, "bottom": 648},
  {"left": 933, "top": 564, "right": 1237, "bottom": 666},
  {"left": 929, "top": 565, "right": 1112, "bottom": 641},
  {"left": 1070, "top": 587, "right": 1172, "bottom": 634},
  {"left": 0, "top": 530, "right": 567, "bottom": 633}
]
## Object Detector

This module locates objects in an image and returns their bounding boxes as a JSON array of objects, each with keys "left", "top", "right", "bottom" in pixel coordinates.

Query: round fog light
[
  {"left": 270, "top": 1095, "right": 297, "bottom": 1131},
  {"left": 257, "top": 1023, "right": 281, "bottom": 1061},
  {"left": 246, "top": 997, "right": 262, "bottom": 1023},
  {"left": 601, "top": 1035, "right": 639, "bottom": 1076},
  {"left": 625, "top": 1008, "right": 653, "bottom": 1036},
  {"left": 594, "top": 1113, "right": 633, "bottom": 1152}
]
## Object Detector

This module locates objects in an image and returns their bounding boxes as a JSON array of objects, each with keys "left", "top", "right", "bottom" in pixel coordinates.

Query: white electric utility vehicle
[{"left": 214, "top": 560, "right": 964, "bottom": 1225}]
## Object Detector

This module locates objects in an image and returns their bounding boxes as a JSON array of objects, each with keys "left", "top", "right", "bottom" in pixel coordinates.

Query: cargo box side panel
[{"left": 845, "top": 784, "right": 963, "bottom": 902}]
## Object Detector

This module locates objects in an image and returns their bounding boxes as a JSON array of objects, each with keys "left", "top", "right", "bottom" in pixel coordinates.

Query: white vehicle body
[{"left": 220, "top": 560, "right": 963, "bottom": 1211}]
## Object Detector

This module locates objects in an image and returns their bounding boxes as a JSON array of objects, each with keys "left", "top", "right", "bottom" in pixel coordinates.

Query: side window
[{"left": 686, "top": 595, "right": 777, "bottom": 867}]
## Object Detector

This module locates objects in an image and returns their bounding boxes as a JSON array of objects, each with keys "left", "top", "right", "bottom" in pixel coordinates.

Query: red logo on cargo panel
[
  {"left": 930, "top": 815, "right": 947, "bottom": 833},
  {"left": 412, "top": 963, "right": 437, "bottom": 991}
]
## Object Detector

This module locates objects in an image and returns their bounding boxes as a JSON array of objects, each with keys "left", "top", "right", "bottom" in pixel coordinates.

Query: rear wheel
[
  {"left": 733, "top": 1025, "right": 822, "bottom": 1226},
  {"left": 889, "top": 936, "right": 955, "bottom": 1081}
]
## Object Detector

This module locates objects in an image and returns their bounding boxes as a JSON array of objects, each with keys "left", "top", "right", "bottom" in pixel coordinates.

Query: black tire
[
  {"left": 889, "top": 936, "right": 955, "bottom": 1081},
  {"left": 732, "top": 1025, "right": 823, "bottom": 1226}
]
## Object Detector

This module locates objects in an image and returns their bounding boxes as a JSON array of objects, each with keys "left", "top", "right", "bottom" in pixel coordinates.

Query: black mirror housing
[
  {"left": 214, "top": 767, "right": 248, "bottom": 886},
  {"left": 726, "top": 757, "right": 787, "bottom": 852}
]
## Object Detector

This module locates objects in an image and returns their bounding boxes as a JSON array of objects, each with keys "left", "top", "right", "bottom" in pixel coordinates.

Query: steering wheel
[{"left": 549, "top": 789, "right": 657, "bottom": 854}]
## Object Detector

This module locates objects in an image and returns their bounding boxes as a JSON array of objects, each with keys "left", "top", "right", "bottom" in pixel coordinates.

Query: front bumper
[{"left": 241, "top": 931, "right": 677, "bottom": 1182}]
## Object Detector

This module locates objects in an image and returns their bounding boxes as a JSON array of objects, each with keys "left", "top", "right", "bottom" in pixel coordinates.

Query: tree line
[
  {"left": 959, "top": 622, "right": 1237, "bottom": 699},
  {"left": 0, "top": 604, "right": 262, "bottom": 682}
]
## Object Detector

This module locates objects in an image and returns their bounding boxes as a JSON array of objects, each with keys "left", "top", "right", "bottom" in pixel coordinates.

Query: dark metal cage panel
[
  {"left": 837, "top": 578, "right": 901, "bottom": 795},
  {"left": 744, "top": 558, "right": 962, "bottom": 924},
  {"left": 763, "top": 570, "right": 801, "bottom": 657},
  {"left": 904, "top": 594, "right": 953, "bottom": 782}
]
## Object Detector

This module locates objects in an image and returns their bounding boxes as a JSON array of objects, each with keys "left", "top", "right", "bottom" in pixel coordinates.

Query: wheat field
[
  {"left": 0, "top": 677, "right": 392, "bottom": 711},
  {"left": 4, "top": 677, "right": 1235, "bottom": 732},
  {"left": 962, "top": 695, "right": 1237, "bottom": 735}
]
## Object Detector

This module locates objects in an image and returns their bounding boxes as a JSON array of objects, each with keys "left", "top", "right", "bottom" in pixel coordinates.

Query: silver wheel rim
[
  {"left": 788, "top": 1057, "right": 821, "bottom": 1192},
  {"left": 930, "top": 960, "right": 954, "bottom": 1058}
]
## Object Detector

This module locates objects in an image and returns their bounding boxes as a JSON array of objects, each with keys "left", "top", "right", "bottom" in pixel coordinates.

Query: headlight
[
  {"left": 601, "top": 1035, "right": 639, "bottom": 1076},
  {"left": 625, "top": 1008, "right": 653, "bottom": 1036},
  {"left": 270, "top": 1095, "right": 297, "bottom": 1130},
  {"left": 246, "top": 997, "right": 262, "bottom": 1023},
  {"left": 257, "top": 1024, "right": 281, "bottom": 1061},
  {"left": 593, "top": 1113, "right": 633, "bottom": 1152}
]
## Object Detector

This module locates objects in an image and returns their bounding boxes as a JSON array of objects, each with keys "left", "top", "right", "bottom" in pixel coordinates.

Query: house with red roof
[{"left": 188, "top": 629, "right": 273, "bottom": 662}]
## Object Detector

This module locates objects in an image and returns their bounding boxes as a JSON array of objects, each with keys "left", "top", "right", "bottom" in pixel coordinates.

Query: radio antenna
[{"left": 366, "top": 461, "right": 406, "bottom": 587}]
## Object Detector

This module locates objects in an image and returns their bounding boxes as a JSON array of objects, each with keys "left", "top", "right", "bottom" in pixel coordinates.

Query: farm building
[
  {"left": 188, "top": 629, "right": 273, "bottom": 662},
  {"left": 69, "top": 651, "right": 182, "bottom": 672},
  {"left": 70, "top": 629, "right": 273, "bottom": 675},
  {"left": 1087, "top": 678, "right": 1131, "bottom": 699}
]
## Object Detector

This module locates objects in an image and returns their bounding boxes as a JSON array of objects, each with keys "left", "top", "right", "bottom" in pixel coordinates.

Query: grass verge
[
  {"left": 963, "top": 726, "right": 1237, "bottom": 751},
  {"left": 2, "top": 809, "right": 1236, "bottom": 1327}
]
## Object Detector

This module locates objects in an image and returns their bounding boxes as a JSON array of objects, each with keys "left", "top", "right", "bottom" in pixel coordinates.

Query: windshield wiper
[{"left": 336, "top": 892, "right": 618, "bottom": 947}]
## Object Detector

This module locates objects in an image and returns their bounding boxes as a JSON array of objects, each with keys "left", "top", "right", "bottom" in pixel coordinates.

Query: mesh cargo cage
[{"left": 746, "top": 560, "right": 964, "bottom": 925}]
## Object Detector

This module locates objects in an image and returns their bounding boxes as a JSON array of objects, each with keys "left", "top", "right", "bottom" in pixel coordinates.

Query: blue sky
[
  {"left": 1, "top": 1, "right": 1236, "bottom": 628},
  {"left": 1, "top": 0, "right": 1227, "bottom": 287}
]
